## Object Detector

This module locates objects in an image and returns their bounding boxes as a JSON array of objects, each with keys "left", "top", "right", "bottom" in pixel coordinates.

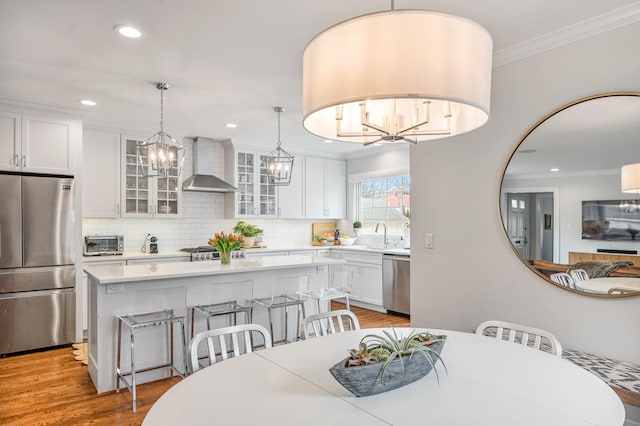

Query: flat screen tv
[{"left": 582, "top": 200, "right": 640, "bottom": 241}]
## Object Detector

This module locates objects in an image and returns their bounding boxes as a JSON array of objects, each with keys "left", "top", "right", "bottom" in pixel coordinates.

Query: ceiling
[
  {"left": 1, "top": 0, "right": 639, "bottom": 157},
  {"left": 505, "top": 94, "right": 640, "bottom": 179}
]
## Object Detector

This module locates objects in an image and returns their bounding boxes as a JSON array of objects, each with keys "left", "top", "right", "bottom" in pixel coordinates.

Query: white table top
[
  {"left": 84, "top": 255, "right": 344, "bottom": 284},
  {"left": 577, "top": 277, "right": 640, "bottom": 294},
  {"left": 143, "top": 328, "right": 624, "bottom": 426}
]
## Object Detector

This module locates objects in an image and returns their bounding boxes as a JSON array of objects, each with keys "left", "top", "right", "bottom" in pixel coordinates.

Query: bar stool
[
  {"left": 304, "top": 270, "right": 353, "bottom": 313},
  {"left": 252, "top": 275, "right": 308, "bottom": 345},
  {"left": 115, "top": 287, "right": 188, "bottom": 413},
  {"left": 189, "top": 279, "right": 253, "bottom": 338}
]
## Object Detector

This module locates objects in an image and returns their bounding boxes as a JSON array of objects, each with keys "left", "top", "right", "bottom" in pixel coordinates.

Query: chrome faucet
[{"left": 375, "top": 222, "right": 388, "bottom": 247}]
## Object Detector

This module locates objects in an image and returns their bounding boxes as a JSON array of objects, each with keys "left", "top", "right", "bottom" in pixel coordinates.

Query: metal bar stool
[
  {"left": 189, "top": 279, "right": 254, "bottom": 339},
  {"left": 252, "top": 275, "right": 308, "bottom": 345},
  {"left": 115, "top": 287, "right": 188, "bottom": 413}
]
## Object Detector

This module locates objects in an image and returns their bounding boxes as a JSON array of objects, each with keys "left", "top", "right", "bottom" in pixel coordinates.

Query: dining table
[
  {"left": 576, "top": 277, "right": 640, "bottom": 295},
  {"left": 142, "top": 327, "right": 625, "bottom": 426}
]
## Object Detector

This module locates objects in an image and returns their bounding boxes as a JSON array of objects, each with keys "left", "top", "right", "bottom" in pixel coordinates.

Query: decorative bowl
[
  {"left": 329, "top": 335, "right": 446, "bottom": 397},
  {"left": 338, "top": 237, "right": 356, "bottom": 246}
]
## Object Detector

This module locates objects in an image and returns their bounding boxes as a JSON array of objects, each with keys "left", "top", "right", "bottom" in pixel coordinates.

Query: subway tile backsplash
[{"left": 83, "top": 191, "right": 324, "bottom": 252}]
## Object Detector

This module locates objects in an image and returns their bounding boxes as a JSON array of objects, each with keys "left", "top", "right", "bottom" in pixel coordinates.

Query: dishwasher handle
[{"left": 383, "top": 254, "right": 410, "bottom": 261}]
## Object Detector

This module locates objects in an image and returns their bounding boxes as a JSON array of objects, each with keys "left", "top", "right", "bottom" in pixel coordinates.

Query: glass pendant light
[{"left": 137, "top": 82, "right": 186, "bottom": 178}]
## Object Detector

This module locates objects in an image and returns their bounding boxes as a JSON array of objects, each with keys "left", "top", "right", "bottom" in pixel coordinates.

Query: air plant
[{"left": 349, "top": 329, "right": 447, "bottom": 384}]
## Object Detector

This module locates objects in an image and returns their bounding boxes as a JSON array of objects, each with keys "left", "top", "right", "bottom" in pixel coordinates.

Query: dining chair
[
  {"left": 550, "top": 272, "right": 576, "bottom": 289},
  {"left": 475, "top": 320, "right": 563, "bottom": 357},
  {"left": 569, "top": 269, "right": 589, "bottom": 282},
  {"left": 303, "top": 270, "right": 354, "bottom": 313},
  {"left": 301, "top": 309, "right": 360, "bottom": 339},
  {"left": 189, "top": 323, "right": 272, "bottom": 373}
]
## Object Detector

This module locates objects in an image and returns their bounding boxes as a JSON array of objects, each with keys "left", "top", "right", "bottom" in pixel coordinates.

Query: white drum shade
[
  {"left": 302, "top": 10, "right": 493, "bottom": 144},
  {"left": 621, "top": 163, "right": 640, "bottom": 194}
]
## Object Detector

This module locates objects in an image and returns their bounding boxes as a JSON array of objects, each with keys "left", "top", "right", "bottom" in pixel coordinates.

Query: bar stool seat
[{"left": 115, "top": 288, "right": 188, "bottom": 413}]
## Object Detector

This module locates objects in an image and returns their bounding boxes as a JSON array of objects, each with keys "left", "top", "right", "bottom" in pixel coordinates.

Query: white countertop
[
  {"left": 84, "top": 255, "right": 345, "bottom": 284},
  {"left": 82, "top": 245, "right": 410, "bottom": 263},
  {"left": 82, "top": 251, "right": 191, "bottom": 263}
]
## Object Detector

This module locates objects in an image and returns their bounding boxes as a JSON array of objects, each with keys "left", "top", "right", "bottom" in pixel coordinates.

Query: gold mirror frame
[{"left": 499, "top": 91, "right": 640, "bottom": 298}]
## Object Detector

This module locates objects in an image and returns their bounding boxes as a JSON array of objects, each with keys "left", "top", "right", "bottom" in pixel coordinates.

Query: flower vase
[{"left": 220, "top": 251, "right": 231, "bottom": 264}]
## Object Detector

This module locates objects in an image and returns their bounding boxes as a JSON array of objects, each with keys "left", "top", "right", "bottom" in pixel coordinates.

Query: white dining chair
[
  {"left": 475, "top": 320, "right": 563, "bottom": 357},
  {"left": 189, "top": 324, "right": 272, "bottom": 373},
  {"left": 301, "top": 309, "right": 360, "bottom": 339},
  {"left": 550, "top": 272, "right": 576, "bottom": 290},
  {"left": 569, "top": 269, "right": 589, "bottom": 282}
]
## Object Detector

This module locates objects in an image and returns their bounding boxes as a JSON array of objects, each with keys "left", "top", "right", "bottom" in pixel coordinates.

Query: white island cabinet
[{"left": 85, "top": 255, "right": 344, "bottom": 393}]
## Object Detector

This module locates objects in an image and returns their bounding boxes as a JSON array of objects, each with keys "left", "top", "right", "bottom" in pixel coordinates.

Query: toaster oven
[{"left": 83, "top": 235, "right": 124, "bottom": 256}]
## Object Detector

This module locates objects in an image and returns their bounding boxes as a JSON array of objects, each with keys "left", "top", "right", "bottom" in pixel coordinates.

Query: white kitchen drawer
[{"left": 342, "top": 251, "right": 382, "bottom": 265}]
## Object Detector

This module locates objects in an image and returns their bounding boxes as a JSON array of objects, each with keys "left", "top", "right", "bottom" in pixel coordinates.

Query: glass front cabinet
[
  {"left": 235, "top": 151, "right": 276, "bottom": 217},
  {"left": 121, "top": 135, "right": 182, "bottom": 217}
]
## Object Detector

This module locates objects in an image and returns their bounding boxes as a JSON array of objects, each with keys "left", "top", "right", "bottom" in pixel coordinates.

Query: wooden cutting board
[{"left": 312, "top": 222, "right": 336, "bottom": 239}]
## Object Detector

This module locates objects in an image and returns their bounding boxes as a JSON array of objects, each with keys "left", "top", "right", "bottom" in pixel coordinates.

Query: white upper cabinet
[
  {"left": 0, "top": 112, "right": 77, "bottom": 174},
  {"left": 304, "top": 157, "right": 346, "bottom": 219},
  {"left": 83, "top": 129, "right": 121, "bottom": 218},
  {"left": 277, "top": 156, "right": 305, "bottom": 219},
  {"left": 121, "top": 135, "right": 182, "bottom": 218},
  {"left": 231, "top": 150, "right": 277, "bottom": 218}
]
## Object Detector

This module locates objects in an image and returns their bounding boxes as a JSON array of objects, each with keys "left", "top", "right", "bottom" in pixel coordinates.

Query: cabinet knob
[
  {"left": 13, "top": 154, "right": 19, "bottom": 167},
  {"left": 21, "top": 155, "right": 26, "bottom": 167}
]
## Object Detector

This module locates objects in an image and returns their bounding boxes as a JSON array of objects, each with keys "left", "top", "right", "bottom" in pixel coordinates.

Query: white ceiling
[{"left": 1, "top": 0, "right": 639, "bottom": 157}]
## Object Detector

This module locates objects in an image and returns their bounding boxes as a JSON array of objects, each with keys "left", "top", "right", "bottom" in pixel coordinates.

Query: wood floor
[{"left": 0, "top": 303, "right": 408, "bottom": 426}]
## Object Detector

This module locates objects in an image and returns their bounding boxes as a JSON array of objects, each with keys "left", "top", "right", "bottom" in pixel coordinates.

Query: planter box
[{"left": 329, "top": 335, "right": 446, "bottom": 397}]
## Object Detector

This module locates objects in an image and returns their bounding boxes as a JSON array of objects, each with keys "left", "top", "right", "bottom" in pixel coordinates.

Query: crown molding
[{"left": 494, "top": 1, "right": 640, "bottom": 67}]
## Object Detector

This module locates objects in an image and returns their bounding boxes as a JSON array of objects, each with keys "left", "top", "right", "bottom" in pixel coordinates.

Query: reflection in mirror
[{"left": 500, "top": 93, "right": 640, "bottom": 297}]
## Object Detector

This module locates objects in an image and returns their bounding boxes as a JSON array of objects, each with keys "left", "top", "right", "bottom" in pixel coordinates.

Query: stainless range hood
[{"left": 182, "top": 138, "right": 237, "bottom": 192}]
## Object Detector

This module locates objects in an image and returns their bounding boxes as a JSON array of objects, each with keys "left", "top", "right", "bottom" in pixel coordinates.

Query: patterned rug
[
  {"left": 72, "top": 342, "right": 88, "bottom": 365},
  {"left": 563, "top": 349, "right": 640, "bottom": 393}
]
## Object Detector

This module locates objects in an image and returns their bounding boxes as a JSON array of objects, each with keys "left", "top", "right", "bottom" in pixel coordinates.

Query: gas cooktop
[{"left": 179, "top": 246, "right": 216, "bottom": 253}]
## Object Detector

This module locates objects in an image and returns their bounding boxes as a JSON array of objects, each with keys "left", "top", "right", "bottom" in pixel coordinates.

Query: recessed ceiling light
[
  {"left": 225, "top": 123, "right": 238, "bottom": 128},
  {"left": 550, "top": 168, "right": 559, "bottom": 172},
  {"left": 323, "top": 139, "right": 333, "bottom": 144},
  {"left": 113, "top": 24, "right": 144, "bottom": 39},
  {"left": 79, "top": 99, "right": 97, "bottom": 106}
]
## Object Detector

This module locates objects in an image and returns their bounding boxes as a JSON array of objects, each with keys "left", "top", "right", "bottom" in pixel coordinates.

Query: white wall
[{"left": 411, "top": 22, "right": 640, "bottom": 363}]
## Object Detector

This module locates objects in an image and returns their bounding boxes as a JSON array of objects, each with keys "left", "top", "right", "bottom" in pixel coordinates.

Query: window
[{"left": 355, "top": 176, "right": 410, "bottom": 235}]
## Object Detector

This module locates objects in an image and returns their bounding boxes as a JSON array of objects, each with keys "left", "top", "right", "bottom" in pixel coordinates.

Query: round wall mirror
[{"left": 500, "top": 92, "right": 640, "bottom": 297}]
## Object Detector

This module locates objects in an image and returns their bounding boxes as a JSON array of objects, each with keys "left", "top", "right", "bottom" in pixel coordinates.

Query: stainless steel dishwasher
[{"left": 382, "top": 253, "right": 410, "bottom": 316}]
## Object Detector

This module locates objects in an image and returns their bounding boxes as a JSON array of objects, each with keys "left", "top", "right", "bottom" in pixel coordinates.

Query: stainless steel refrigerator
[{"left": 0, "top": 173, "right": 76, "bottom": 355}]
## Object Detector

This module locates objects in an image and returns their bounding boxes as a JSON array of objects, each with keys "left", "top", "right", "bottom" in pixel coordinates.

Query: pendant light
[
  {"left": 137, "top": 82, "right": 186, "bottom": 178},
  {"left": 302, "top": 1, "right": 493, "bottom": 146},
  {"left": 621, "top": 163, "right": 640, "bottom": 194},
  {"left": 264, "top": 106, "right": 294, "bottom": 186}
]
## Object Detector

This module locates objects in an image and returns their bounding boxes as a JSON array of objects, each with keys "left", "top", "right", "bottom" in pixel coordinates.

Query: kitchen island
[{"left": 84, "top": 255, "right": 345, "bottom": 393}]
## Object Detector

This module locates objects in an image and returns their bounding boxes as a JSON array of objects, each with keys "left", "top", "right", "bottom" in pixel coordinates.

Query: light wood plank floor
[{"left": 0, "top": 303, "right": 408, "bottom": 426}]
